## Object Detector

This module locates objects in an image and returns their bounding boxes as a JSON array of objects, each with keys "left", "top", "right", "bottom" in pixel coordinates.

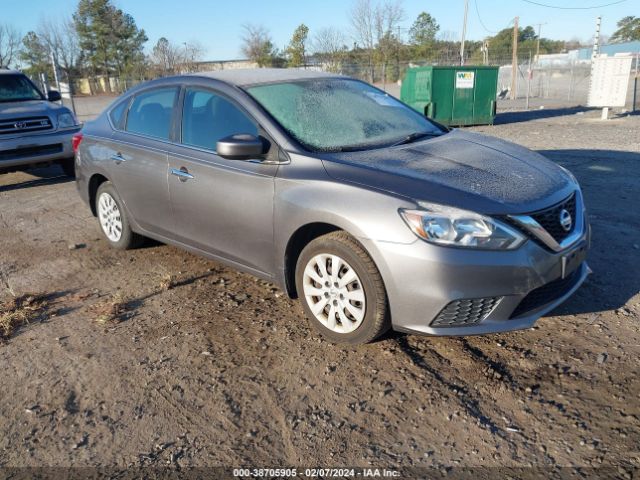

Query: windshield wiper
[
  {"left": 390, "top": 131, "right": 442, "bottom": 147},
  {"left": 0, "top": 98, "right": 41, "bottom": 103},
  {"left": 335, "top": 145, "right": 370, "bottom": 152},
  {"left": 327, "top": 132, "right": 442, "bottom": 152}
]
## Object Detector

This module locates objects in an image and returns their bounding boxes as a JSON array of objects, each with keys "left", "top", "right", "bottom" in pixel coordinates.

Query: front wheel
[
  {"left": 96, "top": 182, "right": 144, "bottom": 250},
  {"left": 295, "top": 231, "right": 390, "bottom": 344}
]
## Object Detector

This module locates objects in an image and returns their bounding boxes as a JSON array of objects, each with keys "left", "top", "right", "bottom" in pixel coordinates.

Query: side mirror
[
  {"left": 47, "top": 90, "right": 62, "bottom": 102},
  {"left": 216, "top": 134, "right": 264, "bottom": 159}
]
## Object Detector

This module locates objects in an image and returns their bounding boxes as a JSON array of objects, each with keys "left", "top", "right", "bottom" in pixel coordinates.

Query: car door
[
  {"left": 167, "top": 87, "right": 278, "bottom": 276},
  {"left": 108, "top": 86, "right": 178, "bottom": 237}
]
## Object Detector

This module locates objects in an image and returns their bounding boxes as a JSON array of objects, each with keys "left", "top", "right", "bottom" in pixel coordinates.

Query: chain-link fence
[
  {"left": 30, "top": 52, "right": 639, "bottom": 122},
  {"left": 313, "top": 58, "right": 637, "bottom": 110},
  {"left": 497, "top": 62, "right": 593, "bottom": 104}
]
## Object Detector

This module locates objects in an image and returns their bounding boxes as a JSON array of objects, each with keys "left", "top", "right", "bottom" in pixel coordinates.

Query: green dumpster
[{"left": 400, "top": 66, "right": 499, "bottom": 126}]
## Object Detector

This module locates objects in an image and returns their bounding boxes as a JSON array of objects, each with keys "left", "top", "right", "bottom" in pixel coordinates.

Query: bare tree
[
  {"left": 37, "top": 18, "right": 80, "bottom": 78},
  {"left": 150, "top": 37, "right": 181, "bottom": 74},
  {"left": 436, "top": 30, "right": 458, "bottom": 63},
  {"left": 149, "top": 38, "right": 205, "bottom": 74},
  {"left": 350, "top": 0, "right": 376, "bottom": 80},
  {"left": 241, "top": 24, "right": 277, "bottom": 67},
  {"left": 181, "top": 41, "right": 205, "bottom": 72},
  {"left": 374, "top": 1, "right": 403, "bottom": 83},
  {"left": 350, "top": 0, "right": 403, "bottom": 82},
  {"left": 374, "top": 1, "right": 404, "bottom": 42},
  {"left": 0, "top": 23, "right": 21, "bottom": 68},
  {"left": 311, "top": 27, "right": 348, "bottom": 72}
]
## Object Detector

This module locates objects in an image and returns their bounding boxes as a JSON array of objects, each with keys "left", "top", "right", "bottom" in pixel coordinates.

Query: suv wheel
[
  {"left": 295, "top": 231, "right": 390, "bottom": 344},
  {"left": 96, "top": 182, "right": 143, "bottom": 249},
  {"left": 60, "top": 158, "right": 75, "bottom": 178}
]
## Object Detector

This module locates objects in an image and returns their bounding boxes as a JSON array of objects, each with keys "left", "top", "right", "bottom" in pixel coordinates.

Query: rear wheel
[
  {"left": 60, "top": 158, "right": 75, "bottom": 178},
  {"left": 295, "top": 231, "right": 390, "bottom": 344},
  {"left": 96, "top": 182, "right": 143, "bottom": 250}
]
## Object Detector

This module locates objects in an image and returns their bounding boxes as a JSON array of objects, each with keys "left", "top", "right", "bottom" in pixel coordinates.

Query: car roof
[
  {"left": 188, "top": 68, "right": 342, "bottom": 87},
  {"left": 0, "top": 69, "right": 23, "bottom": 75}
]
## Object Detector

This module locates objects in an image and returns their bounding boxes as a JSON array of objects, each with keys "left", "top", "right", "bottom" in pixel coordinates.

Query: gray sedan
[{"left": 75, "top": 69, "right": 590, "bottom": 344}]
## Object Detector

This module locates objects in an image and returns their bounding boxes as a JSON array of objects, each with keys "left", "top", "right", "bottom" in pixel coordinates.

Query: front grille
[
  {"left": 0, "top": 116, "right": 53, "bottom": 135},
  {"left": 0, "top": 143, "right": 63, "bottom": 161},
  {"left": 530, "top": 193, "right": 577, "bottom": 243},
  {"left": 431, "top": 297, "right": 501, "bottom": 327},
  {"left": 510, "top": 268, "right": 582, "bottom": 319}
]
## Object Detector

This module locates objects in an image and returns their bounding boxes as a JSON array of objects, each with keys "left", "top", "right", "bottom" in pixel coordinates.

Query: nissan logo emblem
[
  {"left": 559, "top": 209, "right": 573, "bottom": 232},
  {"left": 14, "top": 121, "right": 27, "bottom": 129}
]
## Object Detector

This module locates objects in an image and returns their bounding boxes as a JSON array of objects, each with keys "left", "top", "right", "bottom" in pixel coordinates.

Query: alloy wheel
[
  {"left": 302, "top": 253, "right": 366, "bottom": 334},
  {"left": 98, "top": 192, "right": 123, "bottom": 242}
]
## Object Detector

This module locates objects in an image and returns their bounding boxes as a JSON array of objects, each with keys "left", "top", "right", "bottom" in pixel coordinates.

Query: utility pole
[
  {"left": 49, "top": 50, "right": 76, "bottom": 112},
  {"left": 397, "top": 25, "right": 401, "bottom": 86},
  {"left": 510, "top": 16, "right": 519, "bottom": 100},
  {"left": 526, "top": 51, "right": 532, "bottom": 109},
  {"left": 592, "top": 16, "right": 601, "bottom": 60},
  {"left": 481, "top": 40, "right": 489, "bottom": 65},
  {"left": 533, "top": 22, "right": 547, "bottom": 65},
  {"left": 460, "top": 0, "right": 469, "bottom": 66},
  {"left": 50, "top": 51, "right": 61, "bottom": 95},
  {"left": 590, "top": 15, "right": 602, "bottom": 83},
  {"left": 588, "top": 16, "right": 602, "bottom": 113},
  {"left": 633, "top": 52, "right": 638, "bottom": 112}
]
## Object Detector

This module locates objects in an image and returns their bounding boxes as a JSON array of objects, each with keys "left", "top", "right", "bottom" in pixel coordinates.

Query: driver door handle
[
  {"left": 171, "top": 167, "right": 194, "bottom": 181},
  {"left": 110, "top": 153, "right": 126, "bottom": 163}
]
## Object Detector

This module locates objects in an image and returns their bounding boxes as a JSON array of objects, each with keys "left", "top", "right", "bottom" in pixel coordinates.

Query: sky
[{"left": 2, "top": 0, "right": 636, "bottom": 60}]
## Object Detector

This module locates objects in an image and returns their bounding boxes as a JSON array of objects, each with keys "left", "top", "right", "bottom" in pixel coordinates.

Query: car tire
[
  {"left": 95, "top": 182, "right": 144, "bottom": 250},
  {"left": 60, "top": 158, "right": 75, "bottom": 178},
  {"left": 295, "top": 231, "right": 390, "bottom": 344}
]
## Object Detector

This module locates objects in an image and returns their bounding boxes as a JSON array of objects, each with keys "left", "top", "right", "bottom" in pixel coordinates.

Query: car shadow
[
  {"left": 494, "top": 106, "right": 594, "bottom": 124},
  {"left": 534, "top": 148, "right": 640, "bottom": 317},
  {"left": 0, "top": 165, "right": 72, "bottom": 193},
  {"left": 119, "top": 270, "right": 220, "bottom": 314}
]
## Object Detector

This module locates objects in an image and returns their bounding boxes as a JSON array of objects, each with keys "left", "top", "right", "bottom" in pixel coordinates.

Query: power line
[
  {"left": 521, "top": 0, "right": 626, "bottom": 10},
  {"left": 460, "top": 0, "right": 469, "bottom": 65},
  {"left": 474, "top": 0, "right": 501, "bottom": 34}
]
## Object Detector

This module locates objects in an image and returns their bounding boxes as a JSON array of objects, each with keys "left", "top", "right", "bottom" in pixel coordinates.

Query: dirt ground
[{"left": 0, "top": 108, "right": 639, "bottom": 477}]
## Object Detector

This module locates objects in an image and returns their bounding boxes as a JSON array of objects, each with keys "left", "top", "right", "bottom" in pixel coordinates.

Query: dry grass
[
  {"left": 159, "top": 273, "right": 176, "bottom": 291},
  {"left": 88, "top": 293, "right": 128, "bottom": 324},
  {"left": 0, "top": 293, "right": 48, "bottom": 340}
]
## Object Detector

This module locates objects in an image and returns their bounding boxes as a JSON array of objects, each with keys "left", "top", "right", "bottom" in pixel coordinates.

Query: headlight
[
  {"left": 399, "top": 202, "right": 526, "bottom": 250},
  {"left": 58, "top": 112, "right": 78, "bottom": 129}
]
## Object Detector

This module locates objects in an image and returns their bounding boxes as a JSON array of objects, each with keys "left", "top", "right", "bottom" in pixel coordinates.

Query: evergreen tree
[
  {"left": 73, "top": 0, "right": 147, "bottom": 89},
  {"left": 610, "top": 16, "right": 640, "bottom": 43},
  {"left": 19, "top": 31, "right": 52, "bottom": 80},
  {"left": 286, "top": 24, "right": 309, "bottom": 67}
]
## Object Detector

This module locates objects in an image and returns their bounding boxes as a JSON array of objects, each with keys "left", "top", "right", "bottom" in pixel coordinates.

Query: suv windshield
[
  {"left": 246, "top": 78, "right": 444, "bottom": 152},
  {"left": 0, "top": 74, "right": 44, "bottom": 103}
]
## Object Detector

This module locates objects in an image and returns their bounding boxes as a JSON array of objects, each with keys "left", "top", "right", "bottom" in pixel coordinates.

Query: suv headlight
[
  {"left": 399, "top": 202, "right": 526, "bottom": 250},
  {"left": 58, "top": 112, "right": 78, "bottom": 129}
]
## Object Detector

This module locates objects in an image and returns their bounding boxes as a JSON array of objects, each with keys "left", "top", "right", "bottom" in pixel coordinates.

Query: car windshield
[
  {"left": 0, "top": 74, "right": 44, "bottom": 102},
  {"left": 246, "top": 78, "right": 444, "bottom": 152}
]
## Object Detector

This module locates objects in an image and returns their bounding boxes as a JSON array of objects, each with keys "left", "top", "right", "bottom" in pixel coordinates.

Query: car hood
[
  {"left": 320, "top": 129, "right": 575, "bottom": 215},
  {"left": 0, "top": 100, "right": 67, "bottom": 120}
]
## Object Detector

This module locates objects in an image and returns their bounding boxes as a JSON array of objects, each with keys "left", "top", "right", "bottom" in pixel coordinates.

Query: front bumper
[
  {"left": 0, "top": 127, "right": 80, "bottom": 169},
  {"left": 363, "top": 225, "right": 590, "bottom": 336}
]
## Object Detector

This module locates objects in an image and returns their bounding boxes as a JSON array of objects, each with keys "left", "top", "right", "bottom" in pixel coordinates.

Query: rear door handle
[
  {"left": 110, "top": 153, "right": 126, "bottom": 163},
  {"left": 170, "top": 167, "right": 194, "bottom": 181}
]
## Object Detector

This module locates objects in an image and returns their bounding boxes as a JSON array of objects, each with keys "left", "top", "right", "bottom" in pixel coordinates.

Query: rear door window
[
  {"left": 181, "top": 88, "right": 257, "bottom": 151},
  {"left": 109, "top": 99, "right": 130, "bottom": 129},
  {"left": 126, "top": 88, "right": 177, "bottom": 140}
]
